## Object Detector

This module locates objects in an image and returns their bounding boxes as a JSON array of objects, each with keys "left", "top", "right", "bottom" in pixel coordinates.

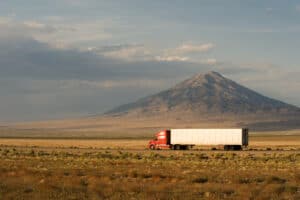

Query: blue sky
[{"left": 0, "top": 0, "right": 299, "bottom": 121}]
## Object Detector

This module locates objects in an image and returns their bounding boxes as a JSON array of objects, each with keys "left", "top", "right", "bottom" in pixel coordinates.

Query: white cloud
[
  {"left": 23, "top": 21, "right": 46, "bottom": 29},
  {"left": 0, "top": 18, "right": 216, "bottom": 63},
  {"left": 155, "top": 55, "right": 189, "bottom": 62},
  {"left": 83, "top": 42, "right": 218, "bottom": 64},
  {"left": 174, "top": 43, "right": 215, "bottom": 54},
  {"left": 23, "top": 21, "right": 57, "bottom": 34},
  {"left": 163, "top": 43, "right": 215, "bottom": 57},
  {"left": 155, "top": 43, "right": 216, "bottom": 64},
  {"left": 97, "top": 45, "right": 153, "bottom": 61}
]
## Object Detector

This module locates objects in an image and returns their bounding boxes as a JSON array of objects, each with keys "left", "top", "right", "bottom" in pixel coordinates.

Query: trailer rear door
[{"left": 242, "top": 128, "right": 248, "bottom": 146}]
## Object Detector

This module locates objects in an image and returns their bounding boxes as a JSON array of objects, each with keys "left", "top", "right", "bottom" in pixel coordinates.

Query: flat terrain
[
  {"left": 2, "top": 117, "right": 300, "bottom": 138},
  {"left": 0, "top": 135, "right": 299, "bottom": 200},
  {"left": 0, "top": 135, "right": 299, "bottom": 150}
]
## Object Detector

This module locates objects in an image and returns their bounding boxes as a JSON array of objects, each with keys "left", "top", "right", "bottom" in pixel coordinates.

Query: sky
[{"left": 0, "top": 0, "right": 299, "bottom": 122}]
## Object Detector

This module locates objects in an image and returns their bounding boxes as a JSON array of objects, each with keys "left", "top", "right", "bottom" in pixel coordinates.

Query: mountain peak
[
  {"left": 188, "top": 71, "right": 223, "bottom": 81},
  {"left": 206, "top": 71, "right": 223, "bottom": 77},
  {"left": 105, "top": 71, "right": 300, "bottom": 118},
  {"left": 175, "top": 71, "right": 226, "bottom": 89}
]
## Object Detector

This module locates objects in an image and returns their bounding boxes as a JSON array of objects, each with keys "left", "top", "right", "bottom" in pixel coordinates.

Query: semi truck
[{"left": 148, "top": 129, "right": 248, "bottom": 150}]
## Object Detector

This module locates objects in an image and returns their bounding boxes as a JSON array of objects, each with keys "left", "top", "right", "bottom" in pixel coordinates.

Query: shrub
[
  {"left": 80, "top": 179, "right": 88, "bottom": 186},
  {"left": 193, "top": 177, "right": 208, "bottom": 183},
  {"left": 238, "top": 177, "right": 251, "bottom": 184},
  {"left": 268, "top": 176, "right": 286, "bottom": 184},
  {"left": 254, "top": 177, "right": 265, "bottom": 183},
  {"left": 24, "top": 187, "right": 34, "bottom": 193},
  {"left": 29, "top": 149, "right": 35, "bottom": 156},
  {"left": 284, "top": 185, "right": 298, "bottom": 194}
]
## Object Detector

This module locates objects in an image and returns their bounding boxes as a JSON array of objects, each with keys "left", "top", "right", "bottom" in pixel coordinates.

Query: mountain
[
  {"left": 105, "top": 71, "right": 300, "bottom": 120},
  {"left": 3, "top": 71, "right": 299, "bottom": 137}
]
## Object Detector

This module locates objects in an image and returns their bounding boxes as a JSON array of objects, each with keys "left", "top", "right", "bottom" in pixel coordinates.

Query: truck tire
[
  {"left": 224, "top": 145, "right": 242, "bottom": 151},
  {"left": 149, "top": 145, "right": 155, "bottom": 150},
  {"left": 234, "top": 145, "right": 242, "bottom": 150},
  {"left": 175, "top": 145, "right": 181, "bottom": 150},
  {"left": 182, "top": 145, "right": 188, "bottom": 150}
]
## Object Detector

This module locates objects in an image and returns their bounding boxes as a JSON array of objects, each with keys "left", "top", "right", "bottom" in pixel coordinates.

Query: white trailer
[{"left": 170, "top": 129, "right": 248, "bottom": 150}]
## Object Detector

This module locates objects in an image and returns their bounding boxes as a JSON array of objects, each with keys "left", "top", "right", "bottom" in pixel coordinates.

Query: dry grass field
[
  {"left": 0, "top": 135, "right": 300, "bottom": 150},
  {"left": 0, "top": 134, "right": 299, "bottom": 200}
]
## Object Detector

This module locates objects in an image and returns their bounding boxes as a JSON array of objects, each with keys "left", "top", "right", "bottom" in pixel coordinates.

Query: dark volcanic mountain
[{"left": 105, "top": 71, "right": 300, "bottom": 119}]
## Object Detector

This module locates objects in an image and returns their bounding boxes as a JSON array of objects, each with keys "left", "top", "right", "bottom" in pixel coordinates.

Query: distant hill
[{"left": 105, "top": 71, "right": 300, "bottom": 120}]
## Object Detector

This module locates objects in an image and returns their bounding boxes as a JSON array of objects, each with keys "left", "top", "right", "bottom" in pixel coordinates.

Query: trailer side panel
[{"left": 170, "top": 129, "right": 245, "bottom": 145}]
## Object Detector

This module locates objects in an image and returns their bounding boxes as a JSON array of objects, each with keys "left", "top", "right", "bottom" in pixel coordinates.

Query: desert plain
[{"left": 0, "top": 128, "right": 299, "bottom": 200}]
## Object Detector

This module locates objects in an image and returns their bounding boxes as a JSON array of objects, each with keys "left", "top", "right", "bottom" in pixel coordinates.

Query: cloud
[
  {"left": 199, "top": 58, "right": 217, "bottom": 65},
  {"left": 34, "top": 21, "right": 113, "bottom": 49},
  {"left": 155, "top": 55, "right": 190, "bottom": 62},
  {"left": 63, "top": 79, "right": 172, "bottom": 89},
  {"left": 154, "top": 43, "right": 216, "bottom": 64},
  {"left": 87, "top": 44, "right": 153, "bottom": 61},
  {"left": 85, "top": 43, "right": 216, "bottom": 63},
  {"left": 174, "top": 43, "right": 215, "bottom": 54},
  {"left": 0, "top": 18, "right": 215, "bottom": 62},
  {"left": 163, "top": 43, "right": 215, "bottom": 56},
  {"left": 0, "top": 17, "right": 113, "bottom": 49},
  {"left": 0, "top": 34, "right": 218, "bottom": 121},
  {"left": 0, "top": 17, "right": 12, "bottom": 24},
  {"left": 23, "top": 21, "right": 57, "bottom": 33}
]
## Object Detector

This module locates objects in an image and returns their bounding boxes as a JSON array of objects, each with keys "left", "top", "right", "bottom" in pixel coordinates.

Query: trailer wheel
[
  {"left": 224, "top": 145, "right": 242, "bottom": 151},
  {"left": 234, "top": 145, "right": 242, "bottom": 150},
  {"left": 149, "top": 145, "right": 155, "bottom": 150},
  {"left": 182, "top": 145, "right": 189, "bottom": 150},
  {"left": 175, "top": 145, "right": 181, "bottom": 150}
]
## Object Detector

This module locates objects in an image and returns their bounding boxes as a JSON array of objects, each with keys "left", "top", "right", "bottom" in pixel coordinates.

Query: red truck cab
[{"left": 148, "top": 130, "right": 171, "bottom": 150}]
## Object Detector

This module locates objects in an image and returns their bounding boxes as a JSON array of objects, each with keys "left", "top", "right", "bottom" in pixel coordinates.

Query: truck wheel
[
  {"left": 234, "top": 145, "right": 242, "bottom": 150},
  {"left": 149, "top": 145, "right": 155, "bottom": 150},
  {"left": 182, "top": 145, "right": 188, "bottom": 150}
]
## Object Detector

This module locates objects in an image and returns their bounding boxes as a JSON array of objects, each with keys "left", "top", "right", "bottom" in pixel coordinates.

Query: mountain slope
[{"left": 105, "top": 71, "right": 300, "bottom": 118}]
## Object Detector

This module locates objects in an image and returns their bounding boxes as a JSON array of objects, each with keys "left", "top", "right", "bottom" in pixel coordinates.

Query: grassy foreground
[{"left": 0, "top": 147, "right": 299, "bottom": 200}]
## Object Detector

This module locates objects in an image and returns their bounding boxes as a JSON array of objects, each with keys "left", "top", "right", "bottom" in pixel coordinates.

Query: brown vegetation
[{"left": 0, "top": 137, "right": 299, "bottom": 200}]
